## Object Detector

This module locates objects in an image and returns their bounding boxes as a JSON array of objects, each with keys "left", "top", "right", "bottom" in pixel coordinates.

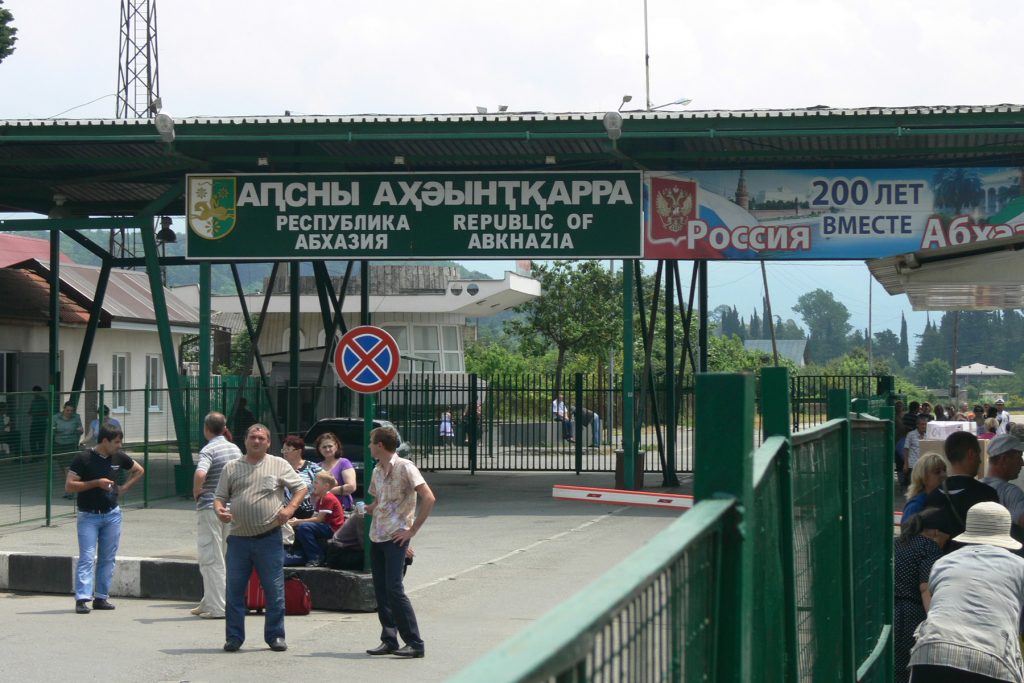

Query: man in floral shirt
[{"left": 364, "top": 426, "right": 435, "bottom": 660}]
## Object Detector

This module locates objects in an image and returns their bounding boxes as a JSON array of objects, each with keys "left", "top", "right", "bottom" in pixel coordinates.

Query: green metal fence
[{"left": 450, "top": 367, "right": 893, "bottom": 683}]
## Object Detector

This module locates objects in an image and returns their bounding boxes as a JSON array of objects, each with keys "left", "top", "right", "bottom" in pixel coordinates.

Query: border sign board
[
  {"left": 186, "top": 172, "right": 643, "bottom": 260},
  {"left": 644, "top": 167, "right": 1024, "bottom": 260},
  {"left": 334, "top": 326, "right": 400, "bottom": 394}
]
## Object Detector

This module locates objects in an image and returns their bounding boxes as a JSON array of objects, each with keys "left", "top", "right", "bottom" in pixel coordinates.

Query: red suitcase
[{"left": 245, "top": 568, "right": 266, "bottom": 613}]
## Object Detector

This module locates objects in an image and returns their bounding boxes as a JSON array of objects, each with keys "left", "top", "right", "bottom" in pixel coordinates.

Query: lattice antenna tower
[{"left": 113, "top": 0, "right": 162, "bottom": 259}]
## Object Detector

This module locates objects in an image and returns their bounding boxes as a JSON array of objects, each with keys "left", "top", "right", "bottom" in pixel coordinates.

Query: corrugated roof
[
  {"left": 3, "top": 105, "right": 1024, "bottom": 217},
  {"left": 2, "top": 104, "right": 1024, "bottom": 127},
  {"left": 0, "top": 234, "right": 73, "bottom": 268},
  {"left": 0, "top": 268, "right": 90, "bottom": 326},
  {"left": 9, "top": 260, "right": 199, "bottom": 327},
  {"left": 743, "top": 339, "right": 808, "bottom": 366}
]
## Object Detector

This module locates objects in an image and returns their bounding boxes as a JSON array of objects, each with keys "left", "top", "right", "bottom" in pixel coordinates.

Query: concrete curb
[{"left": 0, "top": 552, "right": 376, "bottom": 611}]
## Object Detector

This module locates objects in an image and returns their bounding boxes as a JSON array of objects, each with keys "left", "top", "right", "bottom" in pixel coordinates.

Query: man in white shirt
[
  {"left": 995, "top": 398, "right": 1012, "bottom": 435},
  {"left": 551, "top": 393, "right": 573, "bottom": 442}
]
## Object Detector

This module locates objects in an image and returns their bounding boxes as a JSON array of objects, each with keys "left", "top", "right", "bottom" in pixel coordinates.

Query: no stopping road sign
[{"left": 334, "top": 325, "right": 400, "bottom": 393}]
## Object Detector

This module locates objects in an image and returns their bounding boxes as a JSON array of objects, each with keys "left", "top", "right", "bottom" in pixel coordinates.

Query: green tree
[
  {"left": 464, "top": 341, "right": 536, "bottom": 376},
  {"left": 915, "top": 318, "right": 946, "bottom": 365},
  {"left": 214, "top": 317, "right": 259, "bottom": 376},
  {"left": 872, "top": 329, "right": 901, "bottom": 366},
  {"left": 916, "top": 358, "right": 951, "bottom": 389},
  {"left": 0, "top": 1, "right": 16, "bottom": 64},
  {"left": 898, "top": 313, "right": 910, "bottom": 367},
  {"left": 776, "top": 317, "right": 806, "bottom": 340},
  {"left": 504, "top": 260, "right": 620, "bottom": 393},
  {"left": 707, "top": 333, "right": 795, "bottom": 373},
  {"left": 792, "top": 289, "right": 852, "bottom": 365}
]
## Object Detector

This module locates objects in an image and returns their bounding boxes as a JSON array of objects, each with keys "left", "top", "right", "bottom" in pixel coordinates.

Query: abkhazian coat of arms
[
  {"left": 654, "top": 185, "right": 693, "bottom": 233},
  {"left": 187, "top": 176, "right": 237, "bottom": 240}
]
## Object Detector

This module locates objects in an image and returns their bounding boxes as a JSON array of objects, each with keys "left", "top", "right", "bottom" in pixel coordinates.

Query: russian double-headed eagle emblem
[{"left": 655, "top": 185, "right": 693, "bottom": 233}]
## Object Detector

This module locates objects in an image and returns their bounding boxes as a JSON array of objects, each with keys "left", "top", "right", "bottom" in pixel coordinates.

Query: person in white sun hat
[{"left": 908, "top": 502, "right": 1024, "bottom": 682}]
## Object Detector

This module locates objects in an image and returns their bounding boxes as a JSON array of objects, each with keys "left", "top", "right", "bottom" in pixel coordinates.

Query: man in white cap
[
  {"left": 908, "top": 501, "right": 1024, "bottom": 682},
  {"left": 980, "top": 432, "right": 1024, "bottom": 527},
  {"left": 995, "top": 398, "right": 1012, "bottom": 435}
]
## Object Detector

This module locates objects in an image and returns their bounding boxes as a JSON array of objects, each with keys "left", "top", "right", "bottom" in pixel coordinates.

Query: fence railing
[
  {"left": 450, "top": 367, "right": 893, "bottom": 683},
  {"left": 0, "top": 371, "right": 893, "bottom": 530}
]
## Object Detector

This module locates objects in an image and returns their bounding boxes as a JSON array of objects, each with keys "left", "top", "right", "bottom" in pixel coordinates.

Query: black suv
[{"left": 302, "top": 418, "right": 411, "bottom": 487}]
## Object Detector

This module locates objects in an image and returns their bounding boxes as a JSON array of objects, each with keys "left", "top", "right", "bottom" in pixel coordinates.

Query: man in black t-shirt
[
  {"left": 924, "top": 430, "right": 998, "bottom": 546},
  {"left": 65, "top": 422, "right": 144, "bottom": 614}
]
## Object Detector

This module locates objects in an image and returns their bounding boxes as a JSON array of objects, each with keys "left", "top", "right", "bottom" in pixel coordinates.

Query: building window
[
  {"left": 412, "top": 326, "right": 441, "bottom": 370},
  {"left": 441, "top": 326, "right": 463, "bottom": 372},
  {"left": 382, "top": 325, "right": 410, "bottom": 373},
  {"left": 112, "top": 353, "right": 129, "bottom": 411},
  {"left": 146, "top": 355, "right": 163, "bottom": 410}
]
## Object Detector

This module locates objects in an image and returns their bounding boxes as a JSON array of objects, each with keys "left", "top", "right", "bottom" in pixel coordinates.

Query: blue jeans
[
  {"left": 295, "top": 522, "right": 332, "bottom": 564},
  {"left": 225, "top": 529, "right": 285, "bottom": 645},
  {"left": 591, "top": 414, "right": 601, "bottom": 446},
  {"left": 555, "top": 416, "right": 573, "bottom": 440},
  {"left": 371, "top": 540, "right": 423, "bottom": 651},
  {"left": 75, "top": 507, "right": 122, "bottom": 600}
]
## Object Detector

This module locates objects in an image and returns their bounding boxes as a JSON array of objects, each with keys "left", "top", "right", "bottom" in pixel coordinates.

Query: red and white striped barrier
[
  {"left": 552, "top": 485, "right": 694, "bottom": 510},
  {"left": 554, "top": 484, "right": 906, "bottom": 525}
]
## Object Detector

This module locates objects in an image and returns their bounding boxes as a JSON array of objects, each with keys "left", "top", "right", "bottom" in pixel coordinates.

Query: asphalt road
[{"left": 0, "top": 471, "right": 682, "bottom": 682}]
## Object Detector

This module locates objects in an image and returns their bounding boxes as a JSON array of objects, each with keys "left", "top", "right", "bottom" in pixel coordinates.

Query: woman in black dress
[{"left": 893, "top": 506, "right": 954, "bottom": 683}]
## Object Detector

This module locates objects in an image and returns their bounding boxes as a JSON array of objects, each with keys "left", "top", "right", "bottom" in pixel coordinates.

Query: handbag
[{"left": 284, "top": 573, "right": 312, "bottom": 615}]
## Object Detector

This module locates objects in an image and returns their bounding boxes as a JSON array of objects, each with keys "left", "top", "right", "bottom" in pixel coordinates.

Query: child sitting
[{"left": 286, "top": 471, "right": 345, "bottom": 566}]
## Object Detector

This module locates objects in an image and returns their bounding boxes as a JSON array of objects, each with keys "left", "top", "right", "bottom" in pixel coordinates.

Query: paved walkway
[{"left": 0, "top": 470, "right": 683, "bottom": 682}]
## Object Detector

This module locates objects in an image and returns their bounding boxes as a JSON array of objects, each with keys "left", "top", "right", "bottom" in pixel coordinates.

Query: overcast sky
[{"left": 3, "top": 0, "right": 1022, "bottom": 354}]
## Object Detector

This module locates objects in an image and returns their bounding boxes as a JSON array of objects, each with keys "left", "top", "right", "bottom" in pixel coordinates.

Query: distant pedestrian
[
  {"left": 81, "top": 405, "right": 121, "bottom": 449},
  {"left": 551, "top": 393, "right": 573, "bottom": 442},
  {"left": 577, "top": 407, "right": 601, "bottom": 447},
  {"left": 231, "top": 398, "right": 256, "bottom": 449},
  {"left": 52, "top": 401, "right": 83, "bottom": 454},
  {"left": 65, "top": 422, "right": 145, "bottom": 614},
  {"left": 995, "top": 398, "right": 1012, "bottom": 435},
  {"left": 365, "top": 426, "right": 435, "bottom": 659},
  {"left": 214, "top": 424, "right": 306, "bottom": 653},
  {"left": 908, "top": 502, "right": 1024, "bottom": 682},
  {"left": 439, "top": 410, "right": 454, "bottom": 443},
  {"left": 191, "top": 412, "right": 241, "bottom": 620},
  {"left": 903, "top": 415, "right": 929, "bottom": 480}
]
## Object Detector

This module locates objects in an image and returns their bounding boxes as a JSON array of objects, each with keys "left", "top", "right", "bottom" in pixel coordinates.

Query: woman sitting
[
  {"left": 315, "top": 432, "right": 357, "bottom": 511},
  {"left": 286, "top": 472, "right": 345, "bottom": 567},
  {"left": 280, "top": 435, "right": 322, "bottom": 519},
  {"left": 901, "top": 452, "right": 948, "bottom": 528}
]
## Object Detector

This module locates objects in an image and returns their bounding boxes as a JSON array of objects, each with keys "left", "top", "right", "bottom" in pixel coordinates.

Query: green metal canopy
[{"left": 3, "top": 105, "right": 1024, "bottom": 217}]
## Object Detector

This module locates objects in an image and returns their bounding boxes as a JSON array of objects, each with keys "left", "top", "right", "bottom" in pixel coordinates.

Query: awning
[{"left": 866, "top": 234, "right": 1024, "bottom": 310}]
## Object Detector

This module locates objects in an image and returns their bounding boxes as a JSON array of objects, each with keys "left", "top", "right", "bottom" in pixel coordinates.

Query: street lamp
[{"left": 649, "top": 97, "right": 693, "bottom": 111}]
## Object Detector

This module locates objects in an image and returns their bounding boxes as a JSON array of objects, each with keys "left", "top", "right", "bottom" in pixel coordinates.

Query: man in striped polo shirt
[
  {"left": 191, "top": 412, "right": 241, "bottom": 619},
  {"left": 214, "top": 423, "right": 306, "bottom": 653}
]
